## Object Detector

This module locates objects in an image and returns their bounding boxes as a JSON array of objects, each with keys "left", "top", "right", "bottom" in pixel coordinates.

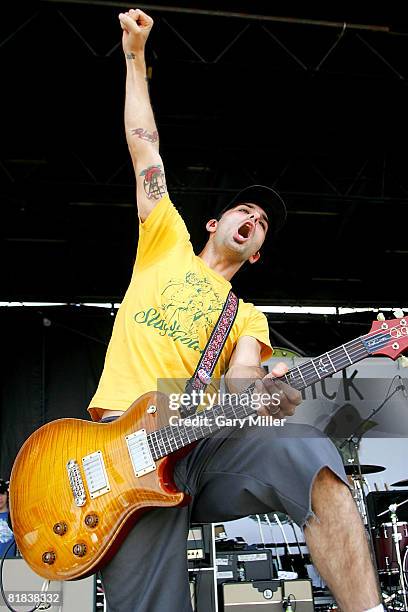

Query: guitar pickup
[
  {"left": 126, "top": 429, "right": 156, "bottom": 477},
  {"left": 82, "top": 451, "right": 110, "bottom": 499}
]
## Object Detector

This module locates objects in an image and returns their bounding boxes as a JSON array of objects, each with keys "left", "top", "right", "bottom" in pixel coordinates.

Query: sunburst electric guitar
[{"left": 9, "top": 313, "right": 408, "bottom": 581}]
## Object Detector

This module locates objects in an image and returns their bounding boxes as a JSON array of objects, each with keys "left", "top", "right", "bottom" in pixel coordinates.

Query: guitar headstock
[{"left": 364, "top": 309, "right": 408, "bottom": 359}]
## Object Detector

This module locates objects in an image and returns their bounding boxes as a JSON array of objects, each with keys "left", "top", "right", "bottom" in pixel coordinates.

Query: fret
[
  {"left": 238, "top": 395, "right": 251, "bottom": 418},
  {"left": 148, "top": 434, "right": 158, "bottom": 461},
  {"left": 206, "top": 418, "right": 216, "bottom": 435},
  {"left": 163, "top": 426, "right": 174, "bottom": 453},
  {"left": 297, "top": 366, "right": 307, "bottom": 386},
  {"left": 168, "top": 425, "right": 180, "bottom": 451},
  {"left": 197, "top": 418, "right": 205, "bottom": 440},
  {"left": 282, "top": 369, "right": 302, "bottom": 390},
  {"left": 217, "top": 402, "right": 227, "bottom": 419},
  {"left": 203, "top": 420, "right": 215, "bottom": 437},
  {"left": 151, "top": 430, "right": 161, "bottom": 458},
  {"left": 348, "top": 339, "right": 368, "bottom": 361},
  {"left": 228, "top": 401, "right": 239, "bottom": 419},
  {"left": 241, "top": 404, "right": 253, "bottom": 420},
  {"left": 155, "top": 429, "right": 168, "bottom": 455},
  {"left": 315, "top": 356, "right": 332, "bottom": 376},
  {"left": 236, "top": 393, "right": 253, "bottom": 419},
  {"left": 342, "top": 344, "right": 353, "bottom": 365},
  {"left": 299, "top": 363, "right": 317, "bottom": 387},
  {"left": 330, "top": 346, "right": 355, "bottom": 371},
  {"left": 311, "top": 360, "right": 322, "bottom": 379},
  {"left": 330, "top": 348, "right": 348, "bottom": 369},
  {"left": 183, "top": 423, "right": 191, "bottom": 444},
  {"left": 326, "top": 351, "right": 335, "bottom": 372},
  {"left": 176, "top": 425, "right": 186, "bottom": 449},
  {"left": 191, "top": 421, "right": 209, "bottom": 441},
  {"left": 171, "top": 426, "right": 183, "bottom": 451}
]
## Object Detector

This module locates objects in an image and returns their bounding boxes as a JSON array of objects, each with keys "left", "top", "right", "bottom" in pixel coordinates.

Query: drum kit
[{"left": 345, "top": 461, "right": 408, "bottom": 610}]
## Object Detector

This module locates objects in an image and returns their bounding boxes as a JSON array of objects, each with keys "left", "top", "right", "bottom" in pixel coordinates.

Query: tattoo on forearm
[
  {"left": 125, "top": 53, "right": 149, "bottom": 80},
  {"left": 140, "top": 165, "right": 167, "bottom": 200},
  {"left": 131, "top": 128, "right": 159, "bottom": 143}
]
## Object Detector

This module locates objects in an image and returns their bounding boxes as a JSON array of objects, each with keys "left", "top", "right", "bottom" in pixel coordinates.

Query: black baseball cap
[{"left": 217, "top": 184, "right": 287, "bottom": 237}]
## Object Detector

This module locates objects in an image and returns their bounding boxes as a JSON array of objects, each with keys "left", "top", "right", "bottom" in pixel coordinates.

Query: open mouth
[{"left": 234, "top": 220, "right": 254, "bottom": 243}]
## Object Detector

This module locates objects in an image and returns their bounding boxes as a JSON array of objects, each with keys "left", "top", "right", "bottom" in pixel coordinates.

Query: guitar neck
[
  {"left": 280, "top": 336, "right": 369, "bottom": 390},
  {"left": 148, "top": 334, "right": 375, "bottom": 461}
]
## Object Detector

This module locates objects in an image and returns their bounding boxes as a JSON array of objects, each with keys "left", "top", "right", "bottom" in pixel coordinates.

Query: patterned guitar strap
[{"left": 179, "top": 289, "right": 239, "bottom": 419}]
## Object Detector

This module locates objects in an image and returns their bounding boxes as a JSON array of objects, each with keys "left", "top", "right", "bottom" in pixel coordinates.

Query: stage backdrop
[{"left": 0, "top": 307, "right": 114, "bottom": 478}]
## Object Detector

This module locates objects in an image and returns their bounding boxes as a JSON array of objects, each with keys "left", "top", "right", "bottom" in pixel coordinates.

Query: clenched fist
[{"left": 118, "top": 8, "right": 154, "bottom": 56}]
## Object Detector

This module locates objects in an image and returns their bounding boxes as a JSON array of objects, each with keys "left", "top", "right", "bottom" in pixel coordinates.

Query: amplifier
[
  {"left": 189, "top": 570, "right": 217, "bottom": 612},
  {"left": 216, "top": 549, "right": 276, "bottom": 583},
  {"left": 0, "top": 558, "right": 95, "bottom": 611},
  {"left": 314, "top": 593, "right": 337, "bottom": 612},
  {"left": 282, "top": 579, "right": 314, "bottom": 612},
  {"left": 187, "top": 525, "right": 204, "bottom": 560},
  {"left": 223, "top": 581, "right": 283, "bottom": 611}
]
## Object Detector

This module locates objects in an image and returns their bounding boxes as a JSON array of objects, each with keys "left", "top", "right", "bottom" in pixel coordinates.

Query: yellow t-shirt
[{"left": 88, "top": 194, "right": 272, "bottom": 421}]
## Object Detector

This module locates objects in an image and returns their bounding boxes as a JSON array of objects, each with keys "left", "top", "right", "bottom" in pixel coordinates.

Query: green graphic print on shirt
[{"left": 133, "top": 272, "right": 224, "bottom": 353}]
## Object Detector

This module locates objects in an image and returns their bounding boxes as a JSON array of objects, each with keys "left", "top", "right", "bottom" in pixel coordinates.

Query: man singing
[{"left": 87, "top": 9, "right": 382, "bottom": 612}]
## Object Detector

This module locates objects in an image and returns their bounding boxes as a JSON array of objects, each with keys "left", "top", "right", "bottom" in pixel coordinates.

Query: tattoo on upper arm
[
  {"left": 130, "top": 128, "right": 159, "bottom": 143},
  {"left": 140, "top": 165, "right": 167, "bottom": 200}
]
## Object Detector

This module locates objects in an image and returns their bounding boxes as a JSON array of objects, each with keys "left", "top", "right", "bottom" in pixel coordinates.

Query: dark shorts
[{"left": 99, "top": 420, "right": 348, "bottom": 612}]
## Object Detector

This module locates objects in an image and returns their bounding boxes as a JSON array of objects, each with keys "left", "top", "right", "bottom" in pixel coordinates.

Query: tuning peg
[
  {"left": 399, "top": 355, "right": 408, "bottom": 369},
  {"left": 376, "top": 312, "right": 386, "bottom": 321},
  {"left": 393, "top": 308, "right": 405, "bottom": 319}
]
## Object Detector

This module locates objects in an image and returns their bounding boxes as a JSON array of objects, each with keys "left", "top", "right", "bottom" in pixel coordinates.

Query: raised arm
[{"left": 119, "top": 9, "right": 167, "bottom": 222}]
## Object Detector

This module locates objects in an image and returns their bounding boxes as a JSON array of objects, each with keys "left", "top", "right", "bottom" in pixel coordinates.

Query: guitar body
[{"left": 9, "top": 392, "right": 191, "bottom": 581}]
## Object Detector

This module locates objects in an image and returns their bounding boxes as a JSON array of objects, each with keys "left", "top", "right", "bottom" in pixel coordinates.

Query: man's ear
[
  {"left": 248, "top": 251, "right": 261, "bottom": 264},
  {"left": 206, "top": 218, "right": 218, "bottom": 234}
]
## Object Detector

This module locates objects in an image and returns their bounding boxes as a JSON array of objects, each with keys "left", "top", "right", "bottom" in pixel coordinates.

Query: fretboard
[{"left": 148, "top": 335, "right": 371, "bottom": 461}]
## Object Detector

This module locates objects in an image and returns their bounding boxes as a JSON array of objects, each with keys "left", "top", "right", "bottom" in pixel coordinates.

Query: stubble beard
[{"left": 216, "top": 233, "right": 254, "bottom": 263}]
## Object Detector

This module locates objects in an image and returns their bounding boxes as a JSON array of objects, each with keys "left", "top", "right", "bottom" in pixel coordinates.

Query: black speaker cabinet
[
  {"left": 216, "top": 549, "right": 275, "bottom": 583},
  {"left": 223, "top": 581, "right": 283, "bottom": 611},
  {"left": 189, "top": 570, "right": 217, "bottom": 612}
]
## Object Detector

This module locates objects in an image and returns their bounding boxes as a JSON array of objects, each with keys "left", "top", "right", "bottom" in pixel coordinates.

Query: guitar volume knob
[
  {"left": 42, "top": 551, "right": 56, "bottom": 565},
  {"left": 73, "top": 543, "right": 87, "bottom": 557},
  {"left": 84, "top": 514, "right": 99, "bottom": 528},
  {"left": 53, "top": 522, "right": 67, "bottom": 536}
]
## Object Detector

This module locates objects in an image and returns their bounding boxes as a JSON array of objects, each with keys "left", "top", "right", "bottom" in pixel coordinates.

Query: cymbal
[
  {"left": 344, "top": 464, "right": 386, "bottom": 475},
  {"left": 391, "top": 479, "right": 408, "bottom": 487}
]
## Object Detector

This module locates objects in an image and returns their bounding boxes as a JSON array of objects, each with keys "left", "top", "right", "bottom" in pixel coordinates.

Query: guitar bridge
[{"left": 126, "top": 429, "right": 156, "bottom": 477}]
